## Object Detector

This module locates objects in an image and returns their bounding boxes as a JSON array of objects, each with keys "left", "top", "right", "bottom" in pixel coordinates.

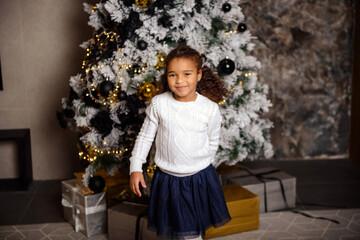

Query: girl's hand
[{"left": 130, "top": 172, "right": 147, "bottom": 197}]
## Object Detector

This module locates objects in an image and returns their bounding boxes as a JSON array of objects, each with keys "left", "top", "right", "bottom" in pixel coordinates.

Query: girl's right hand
[{"left": 130, "top": 172, "right": 147, "bottom": 197}]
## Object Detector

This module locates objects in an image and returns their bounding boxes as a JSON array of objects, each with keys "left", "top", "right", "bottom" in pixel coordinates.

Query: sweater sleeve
[
  {"left": 129, "top": 98, "right": 159, "bottom": 174},
  {"left": 208, "top": 103, "right": 222, "bottom": 162}
]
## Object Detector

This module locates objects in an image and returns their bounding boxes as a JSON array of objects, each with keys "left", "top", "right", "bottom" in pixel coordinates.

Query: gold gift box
[{"left": 204, "top": 184, "right": 259, "bottom": 239}]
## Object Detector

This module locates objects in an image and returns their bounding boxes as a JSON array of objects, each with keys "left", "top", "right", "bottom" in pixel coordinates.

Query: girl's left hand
[{"left": 129, "top": 171, "right": 147, "bottom": 197}]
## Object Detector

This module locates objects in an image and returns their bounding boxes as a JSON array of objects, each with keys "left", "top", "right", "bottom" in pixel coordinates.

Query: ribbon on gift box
[
  {"left": 232, "top": 166, "right": 339, "bottom": 224},
  {"left": 226, "top": 168, "right": 281, "bottom": 213},
  {"left": 73, "top": 192, "right": 107, "bottom": 232},
  {"left": 135, "top": 208, "right": 148, "bottom": 240},
  {"left": 122, "top": 201, "right": 149, "bottom": 240}
]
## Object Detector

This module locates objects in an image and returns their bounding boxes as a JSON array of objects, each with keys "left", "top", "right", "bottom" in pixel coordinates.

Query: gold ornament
[
  {"left": 156, "top": 52, "right": 166, "bottom": 69},
  {"left": 146, "top": 164, "right": 157, "bottom": 179},
  {"left": 135, "top": 0, "right": 153, "bottom": 8},
  {"left": 106, "top": 88, "right": 120, "bottom": 104},
  {"left": 138, "top": 82, "right": 157, "bottom": 101}
]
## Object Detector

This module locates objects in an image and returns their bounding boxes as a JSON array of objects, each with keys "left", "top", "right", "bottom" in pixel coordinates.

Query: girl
[{"left": 129, "top": 44, "right": 230, "bottom": 239}]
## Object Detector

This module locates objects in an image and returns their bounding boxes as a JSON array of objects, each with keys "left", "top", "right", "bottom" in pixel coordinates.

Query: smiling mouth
[{"left": 176, "top": 86, "right": 187, "bottom": 90}]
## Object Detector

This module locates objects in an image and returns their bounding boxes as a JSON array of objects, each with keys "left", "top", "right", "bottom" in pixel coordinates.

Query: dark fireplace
[{"left": 0, "top": 129, "right": 32, "bottom": 191}]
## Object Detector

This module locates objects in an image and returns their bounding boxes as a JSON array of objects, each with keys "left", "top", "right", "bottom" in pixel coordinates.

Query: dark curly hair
[{"left": 157, "top": 44, "right": 228, "bottom": 103}]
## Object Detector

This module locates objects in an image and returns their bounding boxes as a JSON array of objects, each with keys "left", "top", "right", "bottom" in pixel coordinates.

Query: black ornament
[
  {"left": 158, "top": 15, "right": 172, "bottom": 28},
  {"left": 90, "top": 111, "right": 113, "bottom": 137},
  {"left": 238, "top": 23, "right": 247, "bottom": 32},
  {"left": 88, "top": 176, "right": 105, "bottom": 194},
  {"left": 123, "top": 0, "right": 134, "bottom": 7},
  {"left": 126, "top": 94, "right": 146, "bottom": 114},
  {"left": 218, "top": 58, "right": 235, "bottom": 75},
  {"left": 118, "top": 91, "right": 127, "bottom": 101},
  {"left": 116, "top": 11, "right": 143, "bottom": 44},
  {"left": 99, "top": 81, "right": 115, "bottom": 97},
  {"left": 137, "top": 40, "right": 148, "bottom": 50},
  {"left": 222, "top": 3, "right": 231, "bottom": 13}
]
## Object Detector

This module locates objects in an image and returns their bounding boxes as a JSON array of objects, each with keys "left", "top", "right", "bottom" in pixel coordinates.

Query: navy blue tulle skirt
[{"left": 147, "top": 164, "right": 231, "bottom": 239}]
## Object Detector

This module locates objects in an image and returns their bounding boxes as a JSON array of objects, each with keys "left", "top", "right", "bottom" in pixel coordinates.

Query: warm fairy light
[
  {"left": 218, "top": 99, "right": 226, "bottom": 105},
  {"left": 103, "top": 141, "right": 107, "bottom": 145}
]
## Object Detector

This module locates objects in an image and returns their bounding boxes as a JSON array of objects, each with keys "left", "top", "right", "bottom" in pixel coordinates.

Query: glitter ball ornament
[
  {"left": 118, "top": 90, "right": 127, "bottom": 101},
  {"left": 218, "top": 58, "right": 235, "bottom": 75},
  {"left": 222, "top": 3, "right": 231, "bottom": 13},
  {"left": 88, "top": 176, "right": 105, "bottom": 193},
  {"left": 156, "top": 52, "right": 166, "bottom": 69},
  {"left": 238, "top": 23, "right": 247, "bottom": 32},
  {"left": 137, "top": 40, "right": 148, "bottom": 50},
  {"left": 138, "top": 82, "right": 157, "bottom": 101},
  {"left": 99, "top": 81, "right": 115, "bottom": 97},
  {"left": 135, "top": 0, "right": 152, "bottom": 8}
]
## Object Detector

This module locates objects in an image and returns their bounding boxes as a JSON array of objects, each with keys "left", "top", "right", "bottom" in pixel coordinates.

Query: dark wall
[{"left": 241, "top": 0, "right": 354, "bottom": 159}]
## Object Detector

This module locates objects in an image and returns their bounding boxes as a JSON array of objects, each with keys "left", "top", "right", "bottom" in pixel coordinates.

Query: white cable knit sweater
[{"left": 129, "top": 91, "right": 222, "bottom": 176}]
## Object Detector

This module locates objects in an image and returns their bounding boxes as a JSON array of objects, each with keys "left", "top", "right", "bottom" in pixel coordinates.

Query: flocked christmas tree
[{"left": 57, "top": 0, "right": 274, "bottom": 185}]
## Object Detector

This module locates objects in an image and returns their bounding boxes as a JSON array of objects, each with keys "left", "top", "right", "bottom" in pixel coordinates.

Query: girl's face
[{"left": 167, "top": 57, "right": 202, "bottom": 102}]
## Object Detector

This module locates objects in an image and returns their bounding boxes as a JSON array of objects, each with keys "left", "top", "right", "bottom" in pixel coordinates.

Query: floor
[
  {"left": 0, "top": 209, "right": 359, "bottom": 239},
  {"left": 0, "top": 159, "right": 359, "bottom": 239}
]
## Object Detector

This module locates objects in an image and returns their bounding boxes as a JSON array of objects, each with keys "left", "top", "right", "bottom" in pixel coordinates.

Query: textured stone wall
[{"left": 240, "top": 0, "right": 354, "bottom": 159}]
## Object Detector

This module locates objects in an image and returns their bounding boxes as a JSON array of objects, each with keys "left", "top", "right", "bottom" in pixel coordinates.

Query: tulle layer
[{"left": 147, "top": 164, "right": 231, "bottom": 239}]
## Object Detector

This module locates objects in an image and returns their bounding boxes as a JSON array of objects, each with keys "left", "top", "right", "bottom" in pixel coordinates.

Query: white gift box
[{"left": 220, "top": 167, "right": 296, "bottom": 213}]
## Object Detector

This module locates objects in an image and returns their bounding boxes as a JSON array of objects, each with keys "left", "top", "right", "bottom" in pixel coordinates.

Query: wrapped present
[
  {"left": 204, "top": 184, "right": 259, "bottom": 239},
  {"left": 61, "top": 179, "right": 107, "bottom": 237},
  {"left": 222, "top": 167, "right": 296, "bottom": 213},
  {"left": 61, "top": 178, "right": 84, "bottom": 226},
  {"left": 108, "top": 202, "right": 159, "bottom": 240}
]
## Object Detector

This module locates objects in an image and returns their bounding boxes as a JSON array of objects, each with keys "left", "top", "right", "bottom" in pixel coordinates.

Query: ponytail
[{"left": 197, "top": 66, "right": 227, "bottom": 103}]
